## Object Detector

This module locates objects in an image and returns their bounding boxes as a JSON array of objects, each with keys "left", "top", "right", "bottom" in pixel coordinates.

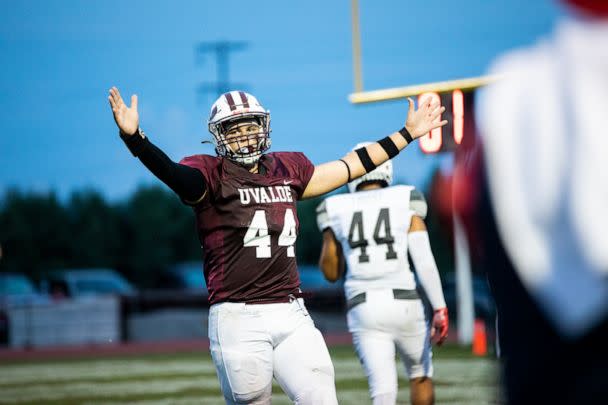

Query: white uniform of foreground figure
[{"left": 477, "top": 15, "right": 608, "bottom": 338}]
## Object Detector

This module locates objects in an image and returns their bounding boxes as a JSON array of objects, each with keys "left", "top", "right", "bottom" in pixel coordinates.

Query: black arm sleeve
[{"left": 121, "top": 130, "right": 206, "bottom": 203}]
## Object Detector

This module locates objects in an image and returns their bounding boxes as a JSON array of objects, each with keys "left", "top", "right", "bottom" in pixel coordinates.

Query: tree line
[
  {"left": 0, "top": 176, "right": 453, "bottom": 288},
  {"left": 0, "top": 185, "right": 324, "bottom": 287}
]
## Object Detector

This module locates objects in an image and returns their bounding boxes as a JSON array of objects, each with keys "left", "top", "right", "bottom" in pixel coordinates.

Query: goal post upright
[{"left": 346, "top": 3, "right": 500, "bottom": 347}]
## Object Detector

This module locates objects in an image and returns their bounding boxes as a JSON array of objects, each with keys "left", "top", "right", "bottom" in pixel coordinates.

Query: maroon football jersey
[{"left": 179, "top": 152, "right": 315, "bottom": 305}]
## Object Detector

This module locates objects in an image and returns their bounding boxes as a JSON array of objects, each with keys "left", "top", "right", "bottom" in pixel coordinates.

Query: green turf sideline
[{"left": 0, "top": 345, "right": 498, "bottom": 404}]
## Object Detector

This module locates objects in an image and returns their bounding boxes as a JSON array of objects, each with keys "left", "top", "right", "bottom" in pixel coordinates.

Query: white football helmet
[
  {"left": 347, "top": 142, "right": 393, "bottom": 193},
  {"left": 207, "top": 91, "right": 271, "bottom": 166}
]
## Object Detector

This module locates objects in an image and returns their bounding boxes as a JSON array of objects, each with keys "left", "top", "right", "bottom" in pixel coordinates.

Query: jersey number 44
[
  {"left": 348, "top": 208, "right": 398, "bottom": 263},
  {"left": 243, "top": 209, "right": 297, "bottom": 258}
]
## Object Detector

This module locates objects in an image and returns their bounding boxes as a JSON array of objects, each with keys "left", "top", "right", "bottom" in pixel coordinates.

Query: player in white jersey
[{"left": 316, "top": 144, "right": 448, "bottom": 405}]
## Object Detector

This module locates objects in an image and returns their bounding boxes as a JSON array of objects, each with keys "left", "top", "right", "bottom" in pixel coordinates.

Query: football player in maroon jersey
[{"left": 108, "top": 87, "right": 446, "bottom": 405}]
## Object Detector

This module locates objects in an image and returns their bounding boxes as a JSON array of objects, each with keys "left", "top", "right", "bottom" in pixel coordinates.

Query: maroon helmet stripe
[
  {"left": 238, "top": 91, "right": 250, "bottom": 108},
  {"left": 224, "top": 92, "right": 237, "bottom": 111},
  {"left": 210, "top": 105, "right": 218, "bottom": 120}
]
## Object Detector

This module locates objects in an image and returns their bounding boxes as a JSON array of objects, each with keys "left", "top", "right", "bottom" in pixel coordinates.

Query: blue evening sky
[{"left": 0, "top": 0, "right": 564, "bottom": 200}]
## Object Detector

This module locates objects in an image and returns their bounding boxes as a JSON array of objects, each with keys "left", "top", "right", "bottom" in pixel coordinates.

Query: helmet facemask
[{"left": 211, "top": 115, "right": 271, "bottom": 166}]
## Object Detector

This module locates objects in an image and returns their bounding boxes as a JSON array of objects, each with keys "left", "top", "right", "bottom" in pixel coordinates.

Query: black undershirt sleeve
[{"left": 120, "top": 130, "right": 206, "bottom": 204}]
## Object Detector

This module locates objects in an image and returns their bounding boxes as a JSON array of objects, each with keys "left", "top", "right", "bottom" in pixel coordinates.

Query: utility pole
[{"left": 196, "top": 41, "right": 249, "bottom": 100}]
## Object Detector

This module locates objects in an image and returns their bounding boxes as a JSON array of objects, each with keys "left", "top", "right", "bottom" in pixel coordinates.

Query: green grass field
[{"left": 0, "top": 345, "right": 498, "bottom": 404}]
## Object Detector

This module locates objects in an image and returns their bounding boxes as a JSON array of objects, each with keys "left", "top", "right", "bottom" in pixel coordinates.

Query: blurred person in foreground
[
  {"left": 108, "top": 86, "right": 445, "bottom": 405},
  {"left": 473, "top": 0, "right": 608, "bottom": 403},
  {"left": 316, "top": 151, "right": 448, "bottom": 405}
]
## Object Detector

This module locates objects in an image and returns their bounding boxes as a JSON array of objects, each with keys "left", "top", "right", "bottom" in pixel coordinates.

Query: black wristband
[
  {"left": 378, "top": 136, "right": 399, "bottom": 159},
  {"left": 398, "top": 127, "right": 414, "bottom": 144},
  {"left": 339, "top": 159, "right": 351, "bottom": 182},
  {"left": 355, "top": 147, "right": 377, "bottom": 173},
  {"left": 120, "top": 127, "right": 148, "bottom": 157}
]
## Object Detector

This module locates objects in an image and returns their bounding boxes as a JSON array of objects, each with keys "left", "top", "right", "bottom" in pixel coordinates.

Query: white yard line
[
  {"left": 0, "top": 357, "right": 497, "bottom": 404},
  {"left": 332, "top": 358, "right": 496, "bottom": 382},
  {"left": 1, "top": 377, "right": 219, "bottom": 403},
  {"left": 86, "top": 395, "right": 293, "bottom": 405},
  {"left": 85, "top": 397, "right": 226, "bottom": 405},
  {"left": 0, "top": 360, "right": 216, "bottom": 385}
]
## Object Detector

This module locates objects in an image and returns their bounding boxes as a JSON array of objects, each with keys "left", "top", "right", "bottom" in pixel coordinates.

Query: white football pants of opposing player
[
  {"left": 208, "top": 298, "right": 338, "bottom": 405},
  {"left": 348, "top": 289, "right": 432, "bottom": 405}
]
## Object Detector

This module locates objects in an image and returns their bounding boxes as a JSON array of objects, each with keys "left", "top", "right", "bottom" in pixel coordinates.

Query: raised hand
[
  {"left": 108, "top": 87, "right": 139, "bottom": 136},
  {"left": 405, "top": 96, "right": 447, "bottom": 140}
]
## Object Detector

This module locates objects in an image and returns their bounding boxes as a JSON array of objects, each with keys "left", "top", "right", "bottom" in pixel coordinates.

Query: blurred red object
[
  {"left": 562, "top": 0, "right": 608, "bottom": 17},
  {"left": 472, "top": 318, "right": 488, "bottom": 356}
]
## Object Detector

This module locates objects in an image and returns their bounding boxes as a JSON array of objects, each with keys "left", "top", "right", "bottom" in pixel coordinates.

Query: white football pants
[
  {"left": 208, "top": 298, "right": 338, "bottom": 405},
  {"left": 347, "top": 289, "right": 433, "bottom": 401}
]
